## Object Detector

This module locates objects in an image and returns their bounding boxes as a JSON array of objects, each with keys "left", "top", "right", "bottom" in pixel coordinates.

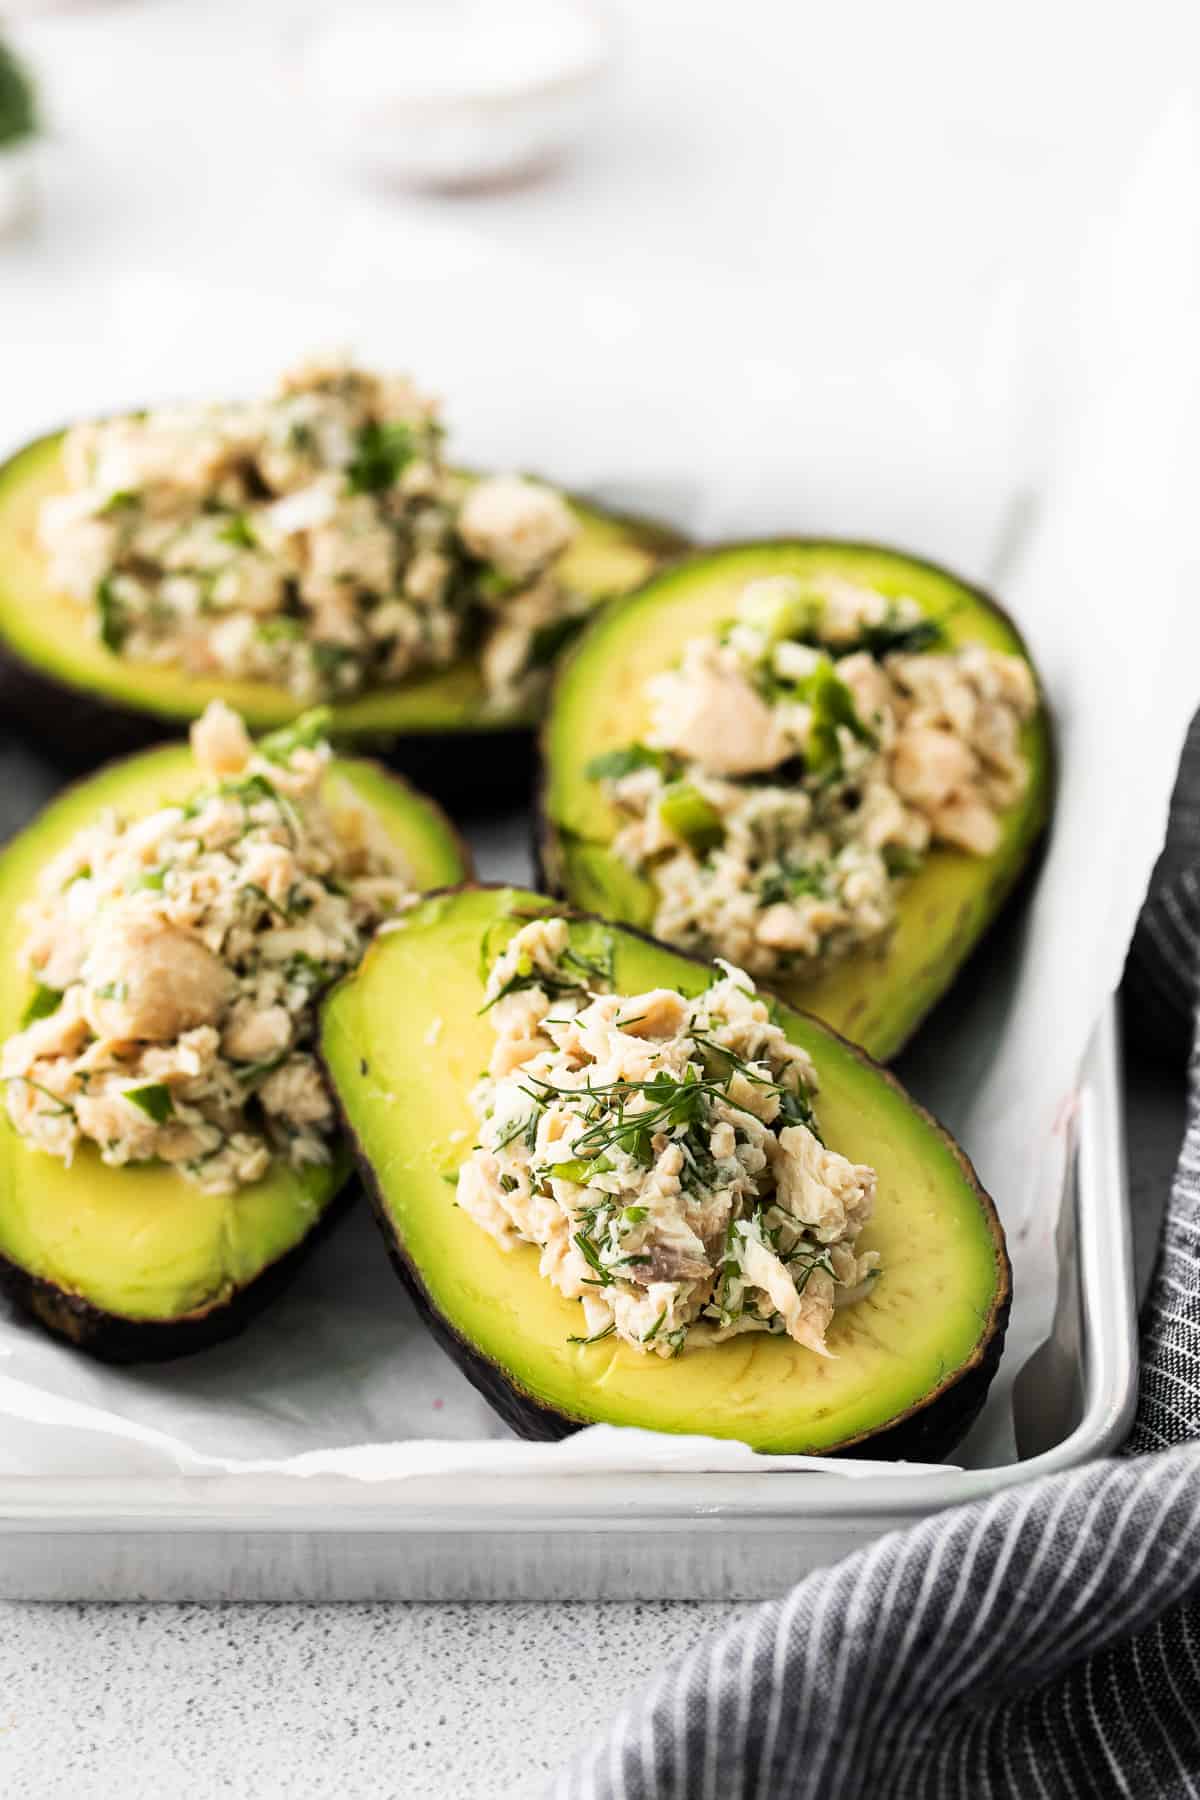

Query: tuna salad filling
[
  {"left": 590, "top": 575, "right": 1038, "bottom": 980},
  {"left": 39, "top": 356, "right": 580, "bottom": 712},
  {"left": 457, "top": 917, "right": 880, "bottom": 1359},
  {"left": 1, "top": 702, "right": 412, "bottom": 1194}
]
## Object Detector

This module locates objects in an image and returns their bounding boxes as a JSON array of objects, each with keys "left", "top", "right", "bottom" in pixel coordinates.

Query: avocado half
[
  {"left": 0, "top": 431, "right": 687, "bottom": 797},
  {"left": 320, "top": 885, "right": 1011, "bottom": 1459},
  {"left": 538, "top": 541, "right": 1053, "bottom": 1062},
  {"left": 0, "top": 742, "right": 471, "bottom": 1362}
]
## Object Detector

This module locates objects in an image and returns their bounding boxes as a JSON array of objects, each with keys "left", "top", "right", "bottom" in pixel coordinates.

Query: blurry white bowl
[{"left": 299, "top": 0, "right": 617, "bottom": 191}]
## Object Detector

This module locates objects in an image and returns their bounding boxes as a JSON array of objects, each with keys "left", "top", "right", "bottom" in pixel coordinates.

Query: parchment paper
[{"left": 1, "top": 106, "right": 1198, "bottom": 1482}]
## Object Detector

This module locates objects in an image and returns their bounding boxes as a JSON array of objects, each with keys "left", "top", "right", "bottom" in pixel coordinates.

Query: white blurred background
[{"left": 0, "top": 0, "right": 1195, "bottom": 570}]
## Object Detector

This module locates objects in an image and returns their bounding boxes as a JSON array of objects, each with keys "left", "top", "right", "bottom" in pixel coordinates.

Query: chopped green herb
[
  {"left": 3, "top": 1075, "right": 73, "bottom": 1116},
  {"left": 884, "top": 844, "right": 924, "bottom": 877},
  {"left": 241, "top": 881, "right": 290, "bottom": 921},
  {"left": 127, "top": 867, "right": 167, "bottom": 893},
  {"left": 573, "top": 1230, "right": 613, "bottom": 1285},
  {"left": 586, "top": 743, "right": 680, "bottom": 783},
  {"left": 99, "top": 489, "right": 139, "bottom": 516},
  {"left": 560, "top": 925, "right": 615, "bottom": 990},
  {"left": 311, "top": 642, "right": 355, "bottom": 683},
  {"left": 494, "top": 1112, "right": 537, "bottom": 1152},
  {"left": 235, "top": 1052, "right": 290, "bottom": 1086},
  {"left": 21, "top": 984, "right": 62, "bottom": 1026},
  {"left": 642, "top": 1308, "right": 668, "bottom": 1343},
  {"left": 850, "top": 614, "right": 945, "bottom": 657},
  {"left": 258, "top": 617, "right": 304, "bottom": 643},
  {"left": 527, "top": 615, "right": 581, "bottom": 670},
  {"left": 658, "top": 783, "right": 725, "bottom": 857},
  {"left": 802, "top": 655, "right": 876, "bottom": 776},
  {"left": 476, "top": 566, "right": 520, "bottom": 603},
  {"left": 756, "top": 859, "right": 828, "bottom": 908},
  {"left": 257, "top": 707, "right": 333, "bottom": 764},
  {"left": 93, "top": 980, "right": 127, "bottom": 1002},
  {"left": 217, "top": 512, "right": 257, "bottom": 550},
  {"left": 346, "top": 420, "right": 415, "bottom": 494},
  {"left": 566, "top": 1322, "right": 617, "bottom": 1346},
  {"left": 737, "top": 577, "right": 825, "bottom": 644},
  {"left": 96, "top": 576, "right": 128, "bottom": 653},
  {"left": 551, "top": 1154, "right": 615, "bottom": 1186},
  {"left": 123, "top": 1083, "right": 173, "bottom": 1123}
]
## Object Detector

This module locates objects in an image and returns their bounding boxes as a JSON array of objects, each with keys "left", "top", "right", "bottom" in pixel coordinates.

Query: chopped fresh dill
[
  {"left": 2, "top": 1075, "right": 75, "bottom": 1116},
  {"left": 573, "top": 1230, "right": 613, "bottom": 1285},
  {"left": 642, "top": 1308, "right": 668, "bottom": 1343},
  {"left": 567, "top": 1322, "right": 617, "bottom": 1346}
]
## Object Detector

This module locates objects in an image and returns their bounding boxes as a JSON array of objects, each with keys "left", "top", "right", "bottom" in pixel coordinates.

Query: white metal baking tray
[{"left": 0, "top": 1005, "right": 1135, "bottom": 1601}]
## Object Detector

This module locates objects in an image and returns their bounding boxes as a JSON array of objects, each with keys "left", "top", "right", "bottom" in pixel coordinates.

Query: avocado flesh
[
  {"left": 320, "top": 886, "right": 1010, "bottom": 1457},
  {"left": 0, "top": 433, "right": 685, "bottom": 757},
  {"left": 540, "top": 542, "right": 1052, "bottom": 1062},
  {"left": 0, "top": 742, "right": 470, "bottom": 1357}
]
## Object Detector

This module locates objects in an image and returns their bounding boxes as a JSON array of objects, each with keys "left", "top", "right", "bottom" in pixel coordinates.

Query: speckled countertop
[{"left": 0, "top": 1600, "right": 754, "bottom": 1798}]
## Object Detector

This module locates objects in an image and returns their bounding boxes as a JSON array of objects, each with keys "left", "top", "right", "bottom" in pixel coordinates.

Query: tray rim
[{"left": 0, "top": 1003, "right": 1137, "bottom": 1538}]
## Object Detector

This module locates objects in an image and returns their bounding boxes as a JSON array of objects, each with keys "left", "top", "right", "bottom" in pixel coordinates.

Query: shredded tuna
[
  {"left": 457, "top": 920, "right": 880, "bottom": 1358},
  {"left": 1, "top": 701, "right": 413, "bottom": 1193},
  {"left": 594, "top": 575, "right": 1037, "bottom": 981},
  {"left": 40, "top": 356, "right": 580, "bottom": 714}
]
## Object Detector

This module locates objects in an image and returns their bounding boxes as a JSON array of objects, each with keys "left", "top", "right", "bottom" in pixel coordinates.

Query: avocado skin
[
  {"left": 0, "top": 653, "right": 537, "bottom": 813},
  {"left": 536, "top": 540, "right": 1053, "bottom": 1061},
  {"left": 0, "top": 740, "right": 471, "bottom": 1362},
  {"left": 0, "top": 430, "right": 687, "bottom": 804},
  {"left": 0, "top": 1184, "right": 357, "bottom": 1364},
  {"left": 322, "top": 884, "right": 1012, "bottom": 1461}
]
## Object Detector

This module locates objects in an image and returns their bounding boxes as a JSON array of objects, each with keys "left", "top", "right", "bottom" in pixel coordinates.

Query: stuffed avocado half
[
  {"left": 320, "top": 885, "right": 1010, "bottom": 1459},
  {"left": 0, "top": 707, "right": 470, "bottom": 1361},
  {"left": 0, "top": 365, "right": 684, "bottom": 789},
  {"left": 539, "top": 541, "right": 1052, "bottom": 1062}
]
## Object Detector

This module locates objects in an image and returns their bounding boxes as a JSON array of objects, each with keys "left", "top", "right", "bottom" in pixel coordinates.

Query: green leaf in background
[{"left": 0, "top": 42, "right": 36, "bottom": 152}]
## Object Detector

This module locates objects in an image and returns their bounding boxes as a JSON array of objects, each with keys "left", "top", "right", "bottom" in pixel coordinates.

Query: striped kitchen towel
[{"left": 555, "top": 724, "right": 1200, "bottom": 1800}]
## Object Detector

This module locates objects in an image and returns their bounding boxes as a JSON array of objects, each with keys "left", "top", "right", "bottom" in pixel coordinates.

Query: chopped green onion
[
  {"left": 586, "top": 743, "right": 678, "bottom": 782},
  {"left": 658, "top": 783, "right": 725, "bottom": 857},
  {"left": 736, "top": 576, "right": 825, "bottom": 644},
  {"left": 96, "top": 576, "right": 128, "bottom": 653},
  {"left": 257, "top": 707, "right": 333, "bottom": 764},
  {"left": 551, "top": 1154, "right": 616, "bottom": 1186},
  {"left": 346, "top": 420, "right": 414, "bottom": 494},
  {"left": 802, "top": 656, "right": 875, "bottom": 776},
  {"left": 217, "top": 512, "right": 257, "bottom": 550},
  {"left": 21, "top": 984, "right": 62, "bottom": 1027},
  {"left": 123, "top": 1083, "right": 173, "bottom": 1124}
]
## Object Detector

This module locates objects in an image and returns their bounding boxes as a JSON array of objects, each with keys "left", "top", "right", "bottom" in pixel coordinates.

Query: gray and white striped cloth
[{"left": 556, "top": 719, "right": 1200, "bottom": 1800}]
